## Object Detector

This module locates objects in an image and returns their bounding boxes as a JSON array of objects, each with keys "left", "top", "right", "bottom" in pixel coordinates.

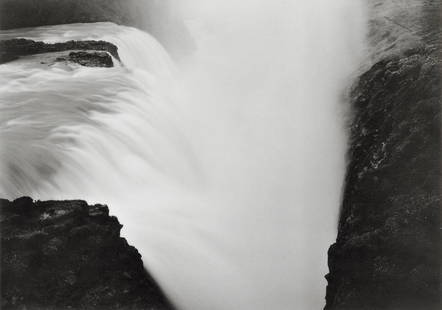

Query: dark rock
[
  {"left": 1, "top": 198, "right": 174, "bottom": 310},
  {"left": 0, "top": 38, "right": 120, "bottom": 65},
  {"left": 62, "top": 51, "right": 114, "bottom": 68},
  {"left": 324, "top": 2, "right": 441, "bottom": 309}
]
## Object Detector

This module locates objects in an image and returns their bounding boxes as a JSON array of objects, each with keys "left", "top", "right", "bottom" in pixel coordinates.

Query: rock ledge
[
  {"left": 0, "top": 38, "right": 120, "bottom": 66},
  {"left": 1, "top": 197, "right": 174, "bottom": 310}
]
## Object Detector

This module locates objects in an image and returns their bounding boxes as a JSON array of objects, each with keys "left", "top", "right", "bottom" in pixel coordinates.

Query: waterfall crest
[{"left": 0, "top": 1, "right": 367, "bottom": 309}]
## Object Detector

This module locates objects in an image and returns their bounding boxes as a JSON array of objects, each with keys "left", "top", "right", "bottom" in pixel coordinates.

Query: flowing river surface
[{"left": 0, "top": 1, "right": 368, "bottom": 309}]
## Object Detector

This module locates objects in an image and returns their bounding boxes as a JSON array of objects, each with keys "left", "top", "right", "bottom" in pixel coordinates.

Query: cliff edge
[
  {"left": 325, "top": 1, "right": 441, "bottom": 309},
  {"left": 1, "top": 197, "right": 174, "bottom": 310}
]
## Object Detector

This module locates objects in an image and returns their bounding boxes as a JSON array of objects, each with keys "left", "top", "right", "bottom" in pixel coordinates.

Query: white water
[{"left": 0, "top": 1, "right": 367, "bottom": 309}]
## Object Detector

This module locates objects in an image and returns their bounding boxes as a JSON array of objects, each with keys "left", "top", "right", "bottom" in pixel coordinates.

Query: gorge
[{"left": 0, "top": 1, "right": 440, "bottom": 310}]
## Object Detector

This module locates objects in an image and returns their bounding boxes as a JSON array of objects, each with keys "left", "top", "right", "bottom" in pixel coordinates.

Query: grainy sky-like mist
[{"left": 146, "top": 1, "right": 368, "bottom": 309}]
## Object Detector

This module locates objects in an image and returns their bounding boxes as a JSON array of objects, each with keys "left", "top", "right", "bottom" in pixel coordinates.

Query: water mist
[{"left": 0, "top": 1, "right": 367, "bottom": 309}]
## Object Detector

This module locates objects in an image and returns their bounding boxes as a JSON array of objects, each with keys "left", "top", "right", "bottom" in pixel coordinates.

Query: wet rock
[
  {"left": 0, "top": 38, "right": 120, "bottom": 65},
  {"left": 1, "top": 198, "right": 174, "bottom": 310},
  {"left": 56, "top": 51, "right": 114, "bottom": 68},
  {"left": 324, "top": 1, "right": 440, "bottom": 309}
]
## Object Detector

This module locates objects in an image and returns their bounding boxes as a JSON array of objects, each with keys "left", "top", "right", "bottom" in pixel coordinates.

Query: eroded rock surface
[
  {"left": 1, "top": 197, "right": 174, "bottom": 310},
  {"left": 0, "top": 38, "right": 119, "bottom": 65},
  {"left": 325, "top": 46, "right": 440, "bottom": 310},
  {"left": 324, "top": 1, "right": 440, "bottom": 309},
  {"left": 56, "top": 51, "right": 114, "bottom": 68}
]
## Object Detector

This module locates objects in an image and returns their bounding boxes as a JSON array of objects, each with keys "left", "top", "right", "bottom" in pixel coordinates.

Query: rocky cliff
[
  {"left": 325, "top": 1, "right": 441, "bottom": 310},
  {"left": 1, "top": 197, "right": 174, "bottom": 310}
]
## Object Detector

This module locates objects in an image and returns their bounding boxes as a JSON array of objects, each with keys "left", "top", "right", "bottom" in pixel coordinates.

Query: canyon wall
[{"left": 325, "top": 1, "right": 441, "bottom": 309}]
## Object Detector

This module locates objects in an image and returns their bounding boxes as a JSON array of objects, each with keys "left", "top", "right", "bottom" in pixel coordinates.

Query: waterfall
[{"left": 0, "top": 1, "right": 367, "bottom": 309}]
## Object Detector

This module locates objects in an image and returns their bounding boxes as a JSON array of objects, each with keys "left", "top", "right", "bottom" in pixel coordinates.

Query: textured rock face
[
  {"left": 325, "top": 47, "right": 440, "bottom": 310},
  {"left": 1, "top": 197, "right": 174, "bottom": 310},
  {"left": 57, "top": 51, "right": 114, "bottom": 68},
  {"left": 325, "top": 1, "right": 440, "bottom": 310},
  {"left": 0, "top": 39, "right": 120, "bottom": 65}
]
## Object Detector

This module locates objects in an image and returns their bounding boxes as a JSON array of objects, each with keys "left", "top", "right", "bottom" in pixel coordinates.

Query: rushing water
[{"left": 0, "top": 1, "right": 367, "bottom": 309}]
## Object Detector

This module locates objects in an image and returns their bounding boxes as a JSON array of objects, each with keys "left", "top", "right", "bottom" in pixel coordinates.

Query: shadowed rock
[
  {"left": 1, "top": 197, "right": 175, "bottom": 310},
  {"left": 0, "top": 38, "right": 120, "bottom": 65},
  {"left": 325, "top": 48, "right": 440, "bottom": 310},
  {"left": 56, "top": 51, "right": 114, "bottom": 68},
  {"left": 324, "top": 1, "right": 440, "bottom": 309}
]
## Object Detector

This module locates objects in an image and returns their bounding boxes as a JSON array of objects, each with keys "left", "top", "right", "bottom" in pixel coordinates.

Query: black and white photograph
[{"left": 0, "top": 1, "right": 440, "bottom": 309}]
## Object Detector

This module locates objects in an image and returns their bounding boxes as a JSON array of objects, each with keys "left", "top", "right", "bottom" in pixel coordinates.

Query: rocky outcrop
[
  {"left": 56, "top": 51, "right": 114, "bottom": 68},
  {"left": 1, "top": 197, "right": 174, "bottom": 310},
  {"left": 0, "top": 38, "right": 120, "bottom": 66},
  {"left": 325, "top": 1, "right": 440, "bottom": 310}
]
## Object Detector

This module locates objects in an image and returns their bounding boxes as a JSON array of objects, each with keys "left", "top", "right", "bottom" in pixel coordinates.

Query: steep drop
[{"left": 1, "top": 1, "right": 368, "bottom": 309}]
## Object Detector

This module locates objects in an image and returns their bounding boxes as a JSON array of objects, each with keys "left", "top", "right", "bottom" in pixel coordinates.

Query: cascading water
[{"left": 0, "top": 1, "right": 367, "bottom": 309}]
